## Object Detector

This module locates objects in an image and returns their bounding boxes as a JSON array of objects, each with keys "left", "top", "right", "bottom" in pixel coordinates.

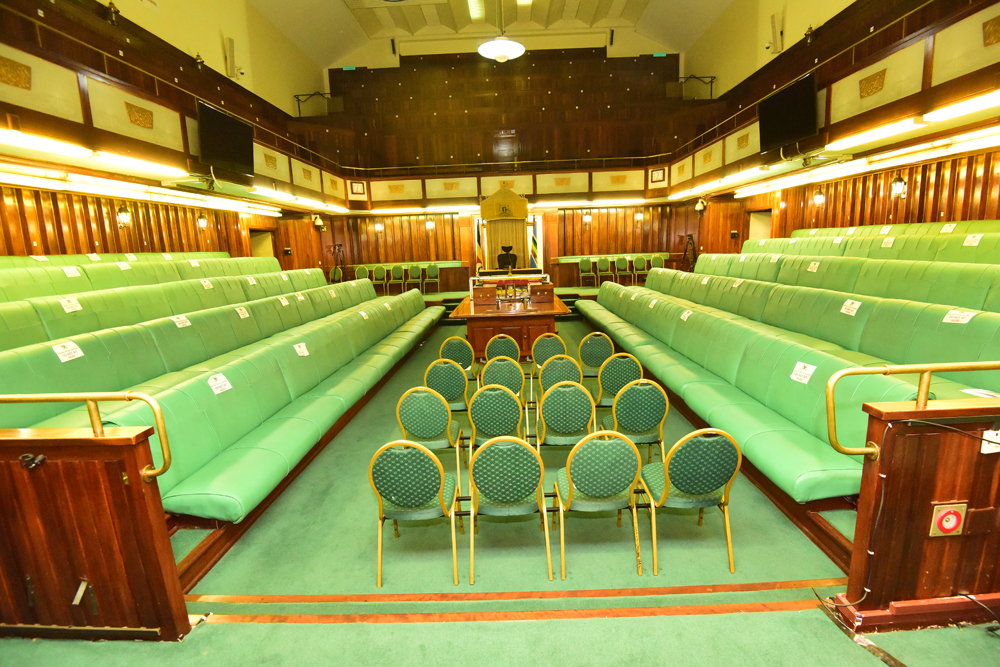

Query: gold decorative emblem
[
  {"left": 388, "top": 184, "right": 405, "bottom": 194},
  {"left": 677, "top": 164, "right": 685, "bottom": 176},
  {"left": 703, "top": 151, "right": 713, "bottom": 165},
  {"left": 984, "top": 15, "right": 1000, "bottom": 46},
  {"left": 610, "top": 175, "right": 628, "bottom": 185},
  {"left": 125, "top": 102, "right": 154, "bottom": 129},
  {"left": 302, "top": 168, "right": 313, "bottom": 182},
  {"left": 499, "top": 204, "right": 512, "bottom": 216},
  {"left": 554, "top": 177, "right": 571, "bottom": 187},
  {"left": 737, "top": 133, "right": 750, "bottom": 150},
  {"left": 499, "top": 179, "right": 515, "bottom": 189},
  {"left": 859, "top": 68, "right": 887, "bottom": 99},
  {"left": 443, "top": 182, "right": 461, "bottom": 191},
  {"left": 263, "top": 154, "right": 277, "bottom": 170},
  {"left": 328, "top": 178, "right": 340, "bottom": 191},
  {"left": 0, "top": 56, "right": 31, "bottom": 90}
]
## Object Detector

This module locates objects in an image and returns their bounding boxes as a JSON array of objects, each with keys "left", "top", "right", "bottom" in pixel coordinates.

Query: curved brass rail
[
  {"left": 826, "top": 360, "right": 1000, "bottom": 461},
  {"left": 0, "top": 391, "right": 170, "bottom": 483}
]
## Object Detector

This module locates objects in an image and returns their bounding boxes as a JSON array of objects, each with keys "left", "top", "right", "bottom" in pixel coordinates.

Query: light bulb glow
[
  {"left": 825, "top": 118, "right": 924, "bottom": 151},
  {"left": 923, "top": 90, "right": 1000, "bottom": 122},
  {"left": 478, "top": 36, "right": 525, "bottom": 62}
]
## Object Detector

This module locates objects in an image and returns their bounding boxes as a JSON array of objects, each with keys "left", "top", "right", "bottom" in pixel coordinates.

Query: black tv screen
[
  {"left": 197, "top": 101, "right": 254, "bottom": 176},
  {"left": 758, "top": 74, "right": 817, "bottom": 155}
]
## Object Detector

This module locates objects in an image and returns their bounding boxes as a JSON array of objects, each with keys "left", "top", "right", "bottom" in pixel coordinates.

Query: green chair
[
  {"left": 530, "top": 333, "right": 566, "bottom": 401},
  {"left": 440, "top": 336, "right": 477, "bottom": 381},
  {"left": 424, "top": 263, "right": 440, "bottom": 294},
  {"left": 469, "top": 436, "right": 553, "bottom": 584},
  {"left": 405, "top": 265, "right": 423, "bottom": 292},
  {"left": 632, "top": 255, "right": 648, "bottom": 284},
  {"left": 579, "top": 331, "right": 614, "bottom": 378},
  {"left": 330, "top": 266, "right": 343, "bottom": 283},
  {"left": 596, "top": 353, "right": 643, "bottom": 408},
  {"left": 480, "top": 356, "right": 525, "bottom": 405},
  {"left": 614, "top": 256, "right": 631, "bottom": 285},
  {"left": 602, "top": 379, "right": 669, "bottom": 463},
  {"left": 639, "top": 428, "right": 742, "bottom": 576},
  {"left": 425, "top": 359, "right": 470, "bottom": 413},
  {"left": 368, "top": 440, "right": 461, "bottom": 587},
  {"left": 486, "top": 333, "right": 520, "bottom": 362},
  {"left": 537, "top": 381, "right": 594, "bottom": 450},
  {"left": 372, "top": 265, "right": 387, "bottom": 294},
  {"left": 354, "top": 265, "right": 369, "bottom": 281},
  {"left": 553, "top": 431, "right": 644, "bottom": 580},
  {"left": 536, "top": 354, "right": 584, "bottom": 431},
  {"left": 468, "top": 385, "right": 523, "bottom": 454},
  {"left": 578, "top": 258, "right": 596, "bottom": 287},
  {"left": 387, "top": 264, "right": 405, "bottom": 294},
  {"left": 596, "top": 257, "right": 615, "bottom": 285},
  {"left": 649, "top": 255, "right": 665, "bottom": 269},
  {"left": 396, "top": 387, "right": 464, "bottom": 485}
]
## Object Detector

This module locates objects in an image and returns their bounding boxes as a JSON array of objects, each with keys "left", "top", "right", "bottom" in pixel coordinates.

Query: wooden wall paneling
[{"left": 275, "top": 218, "right": 322, "bottom": 271}]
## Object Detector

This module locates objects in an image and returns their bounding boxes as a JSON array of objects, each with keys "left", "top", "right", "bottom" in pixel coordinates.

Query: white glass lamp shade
[{"left": 478, "top": 36, "right": 525, "bottom": 63}]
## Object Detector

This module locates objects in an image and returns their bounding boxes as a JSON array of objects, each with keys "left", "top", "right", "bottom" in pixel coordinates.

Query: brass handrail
[
  {"left": 0, "top": 392, "right": 170, "bottom": 483},
  {"left": 826, "top": 360, "right": 1000, "bottom": 461}
]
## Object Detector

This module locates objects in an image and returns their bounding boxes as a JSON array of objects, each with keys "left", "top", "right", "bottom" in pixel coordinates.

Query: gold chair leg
[
  {"left": 647, "top": 444, "right": 653, "bottom": 464},
  {"left": 617, "top": 509, "right": 622, "bottom": 527},
  {"left": 723, "top": 504, "right": 735, "bottom": 574},
  {"left": 631, "top": 503, "right": 642, "bottom": 577},
  {"left": 649, "top": 504, "right": 658, "bottom": 576},
  {"left": 552, "top": 505, "right": 558, "bottom": 531},
  {"left": 474, "top": 515, "right": 478, "bottom": 535},
  {"left": 377, "top": 517, "right": 385, "bottom": 588},
  {"left": 539, "top": 511, "right": 545, "bottom": 531},
  {"left": 542, "top": 506, "right": 553, "bottom": 581},
  {"left": 393, "top": 519, "right": 399, "bottom": 538},
  {"left": 698, "top": 508, "right": 705, "bottom": 526},
  {"left": 450, "top": 510, "right": 459, "bottom": 586},
  {"left": 559, "top": 502, "right": 567, "bottom": 581},
  {"left": 469, "top": 510, "right": 476, "bottom": 585}
]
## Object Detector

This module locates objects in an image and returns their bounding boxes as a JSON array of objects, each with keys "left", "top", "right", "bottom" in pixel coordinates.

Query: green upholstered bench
[
  {"left": 0, "top": 251, "right": 231, "bottom": 270},
  {"left": 789, "top": 220, "right": 1000, "bottom": 238}
]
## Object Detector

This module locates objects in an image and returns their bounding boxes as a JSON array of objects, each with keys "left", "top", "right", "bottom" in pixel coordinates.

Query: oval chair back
[
  {"left": 355, "top": 265, "right": 369, "bottom": 280},
  {"left": 531, "top": 333, "right": 566, "bottom": 374},
  {"left": 538, "top": 381, "right": 594, "bottom": 447},
  {"left": 596, "top": 353, "right": 642, "bottom": 407},
  {"left": 332, "top": 267, "right": 343, "bottom": 282},
  {"left": 564, "top": 431, "right": 641, "bottom": 509},
  {"left": 424, "top": 358, "right": 470, "bottom": 412},
  {"left": 480, "top": 357, "right": 524, "bottom": 400},
  {"left": 608, "top": 379, "right": 669, "bottom": 462},
  {"left": 396, "top": 387, "right": 457, "bottom": 447},
  {"left": 426, "top": 263, "right": 440, "bottom": 279},
  {"left": 469, "top": 385, "right": 523, "bottom": 447},
  {"left": 408, "top": 265, "right": 421, "bottom": 279},
  {"left": 633, "top": 255, "right": 647, "bottom": 272},
  {"left": 597, "top": 257, "right": 610, "bottom": 272},
  {"left": 486, "top": 333, "right": 520, "bottom": 362},
  {"left": 373, "top": 265, "right": 387, "bottom": 281},
  {"left": 391, "top": 264, "right": 404, "bottom": 280},
  {"left": 440, "top": 336, "right": 476, "bottom": 378},
  {"left": 578, "top": 331, "right": 614, "bottom": 377},
  {"left": 615, "top": 256, "right": 629, "bottom": 273},
  {"left": 650, "top": 255, "right": 664, "bottom": 269},
  {"left": 579, "top": 257, "right": 592, "bottom": 272},
  {"left": 538, "top": 355, "right": 583, "bottom": 394}
]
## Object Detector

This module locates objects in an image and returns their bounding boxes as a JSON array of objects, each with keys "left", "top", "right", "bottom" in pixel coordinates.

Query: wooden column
[{"left": 835, "top": 399, "right": 1000, "bottom": 631}]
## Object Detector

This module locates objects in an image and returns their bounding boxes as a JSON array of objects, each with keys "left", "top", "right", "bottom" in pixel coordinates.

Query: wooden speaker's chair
[
  {"left": 424, "top": 263, "right": 440, "bottom": 293},
  {"left": 396, "top": 387, "right": 464, "bottom": 485},
  {"left": 595, "top": 353, "right": 643, "bottom": 408},
  {"left": 552, "top": 431, "right": 644, "bottom": 580},
  {"left": 596, "top": 257, "right": 615, "bottom": 285},
  {"left": 369, "top": 440, "right": 461, "bottom": 587},
  {"left": 537, "top": 381, "right": 594, "bottom": 451},
  {"left": 578, "top": 258, "right": 596, "bottom": 287},
  {"left": 405, "top": 265, "right": 423, "bottom": 292},
  {"left": 486, "top": 333, "right": 520, "bottom": 362},
  {"left": 371, "top": 265, "right": 387, "bottom": 294},
  {"left": 614, "top": 256, "right": 631, "bottom": 285},
  {"left": 602, "top": 379, "right": 669, "bottom": 463},
  {"left": 632, "top": 255, "right": 648, "bottom": 284},
  {"left": 387, "top": 264, "right": 405, "bottom": 294},
  {"left": 424, "top": 359, "right": 470, "bottom": 413},
  {"left": 440, "top": 336, "right": 477, "bottom": 381},
  {"left": 468, "top": 385, "right": 524, "bottom": 460},
  {"left": 468, "top": 436, "right": 552, "bottom": 584},
  {"left": 639, "top": 429, "right": 742, "bottom": 576},
  {"left": 578, "top": 331, "right": 614, "bottom": 378},
  {"left": 355, "top": 265, "right": 369, "bottom": 280},
  {"left": 529, "top": 333, "right": 567, "bottom": 401}
]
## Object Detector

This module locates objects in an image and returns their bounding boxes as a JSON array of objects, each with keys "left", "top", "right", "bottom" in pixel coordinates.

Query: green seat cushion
[
  {"left": 381, "top": 471, "right": 457, "bottom": 521},
  {"left": 641, "top": 463, "right": 723, "bottom": 509},
  {"left": 601, "top": 414, "right": 659, "bottom": 443},
  {"left": 476, "top": 491, "right": 540, "bottom": 517},
  {"left": 554, "top": 468, "right": 631, "bottom": 513},
  {"left": 402, "top": 421, "right": 461, "bottom": 450}
]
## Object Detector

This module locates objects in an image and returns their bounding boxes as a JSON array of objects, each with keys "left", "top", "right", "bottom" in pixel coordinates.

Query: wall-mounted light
[
  {"left": 106, "top": 0, "right": 120, "bottom": 26},
  {"left": 197, "top": 211, "right": 208, "bottom": 229},
  {"left": 374, "top": 222, "right": 384, "bottom": 236},
  {"left": 425, "top": 220, "right": 435, "bottom": 230},
  {"left": 582, "top": 212, "right": 592, "bottom": 223},
  {"left": 694, "top": 198, "right": 707, "bottom": 213},
  {"left": 116, "top": 203, "right": 131, "bottom": 228},
  {"left": 195, "top": 53, "right": 205, "bottom": 71},
  {"left": 634, "top": 212, "right": 644, "bottom": 222},
  {"left": 804, "top": 25, "right": 814, "bottom": 46},
  {"left": 890, "top": 173, "right": 906, "bottom": 198},
  {"left": 813, "top": 189, "right": 826, "bottom": 206}
]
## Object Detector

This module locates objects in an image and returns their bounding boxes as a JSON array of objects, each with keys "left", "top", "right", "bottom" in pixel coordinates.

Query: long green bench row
[
  {"left": 695, "top": 254, "right": 1000, "bottom": 313},
  {"left": 0, "top": 256, "right": 283, "bottom": 303},
  {"left": 0, "top": 268, "right": 327, "bottom": 353},
  {"left": 0, "top": 251, "right": 229, "bottom": 269},
  {"left": 0, "top": 279, "right": 444, "bottom": 522},
  {"left": 737, "top": 231, "right": 1000, "bottom": 261},
  {"left": 576, "top": 270, "right": 1000, "bottom": 503},
  {"left": 788, "top": 220, "right": 1000, "bottom": 238}
]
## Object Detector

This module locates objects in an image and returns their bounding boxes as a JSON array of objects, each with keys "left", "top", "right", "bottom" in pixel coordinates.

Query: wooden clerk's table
[{"left": 449, "top": 296, "right": 571, "bottom": 360}]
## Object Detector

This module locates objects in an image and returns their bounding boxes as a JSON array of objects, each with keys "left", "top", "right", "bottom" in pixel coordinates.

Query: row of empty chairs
[
  {"left": 347, "top": 264, "right": 441, "bottom": 294},
  {"left": 579, "top": 255, "right": 668, "bottom": 287}
]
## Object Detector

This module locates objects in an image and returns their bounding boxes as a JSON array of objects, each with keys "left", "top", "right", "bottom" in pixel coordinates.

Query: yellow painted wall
[
  {"left": 684, "top": 0, "right": 853, "bottom": 96},
  {"left": 114, "top": 0, "right": 323, "bottom": 116}
]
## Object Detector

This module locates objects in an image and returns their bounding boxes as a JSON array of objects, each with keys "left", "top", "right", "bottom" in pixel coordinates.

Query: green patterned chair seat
[
  {"left": 382, "top": 472, "right": 458, "bottom": 520},
  {"left": 406, "top": 422, "right": 462, "bottom": 450},
  {"left": 640, "top": 464, "right": 722, "bottom": 509},
  {"left": 554, "top": 468, "right": 632, "bottom": 513}
]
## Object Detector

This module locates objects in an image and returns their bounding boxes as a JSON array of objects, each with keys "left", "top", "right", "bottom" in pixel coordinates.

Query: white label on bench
[
  {"left": 833, "top": 236, "right": 844, "bottom": 244},
  {"left": 840, "top": 299, "right": 861, "bottom": 316},
  {"left": 86, "top": 253, "right": 101, "bottom": 261},
  {"left": 170, "top": 315, "right": 191, "bottom": 328},
  {"left": 733, "top": 279, "right": 744, "bottom": 287},
  {"left": 631, "top": 293, "right": 637, "bottom": 300},
  {"left": 759, "top": 240, "right": 766, "bottom": 246},
  {"left": 294, "top": 342, "right": 309, "bottom": 357},
  {"left": 944, "top": 309, "right": 976, "bottom": 324},
  {"left": 246, "top": 276, "right": 257, "bottom": 285},
  {"left": 964, "top": 234, "right": 983, "bottom": 247},
  {"left": 941, "top": 223, "right": 956, "bottom": 233},
  {"left": 678, "top": 273, "right": 687, "bottom": 280},
  {"left": 280, "top": 273, "right": 289, "bottom": 281},
  {"left": 208, "top": 374, "right": 232, "bottom": 395},
  {"left": 809, "top": 229, "right": 817, "bottom": 235},
  {"left": 116, "top": 261, "right": 131, "bottom": 270},
  {"left": 712, "top": 254, "right": 718, "bottom": 259},
  {"left": 189, "top": 259, "right": 200, "bottom": 267},
  {"left": 807, "top": 261, "right": 820, "bottom": 273},
  {"left": 880, "top": 226, "right": 892, "bottom": 234},
  {"left": 701, "top": 276, "right": 710, "bottom": 284},
  {"left": 30, "top": 255, "right": 48, "bottom": 261},
  {"left": 62, "top": 266, "right": 81, "bottom": 278},
  {"left": 53, "top": 341, "right": 84, "bottom": 363},
  {"left": 386, "top": 303, "right": 392, "bottom": 311},
  {"left": 846, "top": 227, "right": 857, "bottom": 235},
  {"left": 770, "top": 254, "right": 781, "bottom": 263},
  {"left": 59, "top": 297, "right": 82, "bottom": 313},
  {"left": 739, "top": 255, "right": 747, "bottom": 262},
  {"left": 649, "top": 299, "right": 657, "bottom": 308},
  {"left": 235, "top": 307, "right": 250, "bottom": 319},
  {"left": 680, "top": 309, "right": 693, "bottom": 321},
  {"left": 200, "top": 279, "right": 213, "bottom": 290},
  {"left": 162, "top": 253, "right": 172, "bottom": 260},
  {"left": 789, "top": 238, "right": 798, "bottom": 244},
  {"left": 295, "top": 292, "right": 305, "bottom": 301},
  {"left": 329, "top": 289, "right": 337, "bottom": 298},
  {"left": 881, "top": 237, "right": 895, "bottom": 248},
  {"left": 125, "top": 253, "right": 137, "bottom": 261},
  {"left": 360, "top": 311, "right": 369, "bottom": 320},
  {"left": 349, "top": 281, "right": 356, "bottom": 286},
  {"left": 962, "top": 388, "right": 1000, "bottom": 398},
  {"left": 278, "top": 296, "right": 289, "bottom": 306},
  {"left": 304, "top": 269, "right": 311, "bottom": 275},
  {"left": 790, "top": 362, "right": 816, "bottom": 384},
  {"left": 982, "top": 430, "right": 1000, "bottom": 455}
]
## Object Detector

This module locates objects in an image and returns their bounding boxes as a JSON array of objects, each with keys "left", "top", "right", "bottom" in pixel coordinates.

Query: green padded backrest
[
  {"left": 579, "top": 332, "right": 614, "bottom": 370},
  {"left": 701, "top": 317, "right": 766, "bottom": 383},
  {"left": 372, "top": 265, "right": 386, "bottom": 280},
  {"left": 470, "top": 386, "right": 521, "bottom": 437},
  {"left": 614, "top": 381, "right": 666, "bottom": 432},
  {"left": 699, "top": 253, "right": 735, "bottom": 276},
  {"left": 93, "top": 325, "right": 169, "bottom": 389},
  {"left": 244, "top": 299, "right": 285, "bottom": 339},
  {"left": 306, "top": 285, "right": 339, "bottom": 317},
  {"left": 597, "top": 257, "right": 610, "bottom": 271},
  {"left": 0, "top": 266, "right": 94, "bottom": 302},
  {"left": 615, "top": 257, "right": 628, "bottom": 271},
  {"left": 391, "top": 265, "right": 404, "bottom": 279},
  {"left": 701, "top": 276, "right": 774, "bottom": 320},
  {"left": 539, "top": 356, "right": 583, "bottom": 393},
  {"left": 893, "top": 235, "right": 944, "bottom": 261},
  {"left": 599, "top": 355, "right": 642, "bottom": 400},
  {"left": 268, "top": 293, "right": 305, "bottom": 330},
  {"left": 269, "top": 327, "right": 353, "bottom": 399},
  {"left": 761, "top": 285, "right": 876, "bottom": 351},
  {"left": 670, "top": 271, "right": 702, "bottom": 301},
  {"left": 633, "top": 256, "right": 647, "bottom": 271},
  {"left": 934, "top": 233, "right": 1000, "bottom": 264},
  {"left": 398, "top": 389, "right": 450, "bottom": 440},
  {"left": 532, "top": 335, "right": 566, "bottom": 368},
  {"left": 569, "top": 437, "right": 638, "bottom": 498},
  {"left": 440, "top": 337, "right": 474, "bottom": 371},
  {"left": 482, "top": 357, "right": 523, "bottom": 395},
  {"left": 0, "top": 256, "right": 37, "bottom": 268},
  {"left": 842, "top": 236, "right": 881, "bottom": 258},
  {"left": 174, "top": 258, "right": 211, "bottom": 280},
  {"left": 0, "top": 301, "right": 49, "bottom": 352},
  {"left": 729, "top": 253, "right": 782, "bottom": 282},
  {"left": 141, "top": 315, "right": 212, "bottom": 371},
  {"left": 580, "top": 258, "right": 592, "bottom": 271},
  {"left": 287, "top": 268, "right": 325, "bottom": 291},
  {"left": 425, "top": 360, "right": 467, "bottom": 403},
  {"left": 540, "top": 383, "right": 592, "bottom": 434},
  {"left": 486, "top": 335, "right": 520, "bottom": 361},
  {"left": 903, "top": 306, "right": 1000, "bottom": 391},
  {"left": 668, "top": 435, "right": 738, "bottom": 494},
  {"left": 78, "top": 262, "right": 135, "bottom": 290},
  {"left": 355, "top": 266, "right": 369, "bottom": 280},
  {"left": 215, "top": 350, "right": 293, "bottom": 423},
  {"left": 239, "top": 274, "right": 270, "bottom": 302},
  {"left": 857, "top": 300, "right": 929, "bottom": 362},
  {"left": 650, "top": 255, "right": 664, "bottom": 268},
  {"left": 408, "top": 265, "right": 421, "bottom": 279},
  {"left": 372, "top": 446, "right": 442, "bottom": 508},
  {"left": 27, "top": 286, "right": 171, "bottom": 340},
  {"left": 472, "top": 440, "right": 540, "bottom": 504},
  {"left": 856, "top": 260, "right": 999, "bottom": 311},
  {"left": 340, "top": 311, "right": 372, "bottom": 358},
  {"left": 669, "top": 307, "right": 724, "bottom": 366},
  {"left": 596, "top": 281, "right": 624, "bottom": 308},
  {"left": 195, "top": 276, "right": 249, "bottom": 308},
  {"left": 426, "top": 264, "right": 439, "bottom": 278},
  {"left": 774, "top": 256, "right": 864, "bottom": 292}
]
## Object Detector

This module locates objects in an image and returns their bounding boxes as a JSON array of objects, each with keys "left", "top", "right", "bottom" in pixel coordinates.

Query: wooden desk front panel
[{"left": 467, "top": 314, "right": 556, "bottom": 360}]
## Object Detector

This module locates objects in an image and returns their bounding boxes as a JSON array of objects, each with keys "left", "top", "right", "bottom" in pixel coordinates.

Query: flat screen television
[
  {"left": 197, "top": 101, "right": 254, "bottom": 176},
  {"left": 758, "top": 73, "right": 817, "bottom": 155}
]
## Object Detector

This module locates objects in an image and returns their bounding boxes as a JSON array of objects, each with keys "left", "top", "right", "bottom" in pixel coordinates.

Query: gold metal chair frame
[
  {"left": 368, "top": 440, "right": 462, "bottom": 588},
  {"left": 577, "top": 331, "right": 614, "bottom": 377},
  {"left": 395, "top": 386, "right": 464, "bottom": 487},
  {"left": 610, "top": 378, "right": 669, "bottom": 463},
  {"left": 595, "top": 352, "right": 644, "bottom": 406},
  {"left": 467, "top": 384, "right": 525, "bottom": 463},
  {"left": 424, "top": 358, "right": 470, "bottom": 412},
  {"left": 485, "top": 333, "right": 521, "bottom": 361},
  {"left": 536, "top": 380, "right": 595, "bottom": 452},
  {"left": 553, "top": 430, "right": 644, "bottom": 581},
  {"left": 468, "top": 436, "right": 553, "bottom": 584},
  {"left": 439, "top": 335, "right": 479, "bottom": 384}
]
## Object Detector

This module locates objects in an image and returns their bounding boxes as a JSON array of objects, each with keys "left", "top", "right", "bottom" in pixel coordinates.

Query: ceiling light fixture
[{"left": 478, "top": 0, "right": 524, "bottom": 63}]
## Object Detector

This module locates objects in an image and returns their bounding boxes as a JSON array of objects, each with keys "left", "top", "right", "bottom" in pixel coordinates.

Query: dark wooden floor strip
[{"left": 186, "top": 577, "right": 847, "bottom": 604}]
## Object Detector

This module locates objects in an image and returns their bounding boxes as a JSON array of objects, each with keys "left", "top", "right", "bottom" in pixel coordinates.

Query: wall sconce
[
  {"left": 813, "top": 189, "right": 826, "bottom": 206},
  {"left": 106, "top": 1, "right": 120, "bottom": 26},
  {"left": 116, "top": 203, "right": 131, "bottom": 228},
  {"left": 695, "top": 198, "right": 707, "bottom": 213},
  {"left": 890, "top": 173, "right": 907, "bottom": 198},
  {"left": 374, "top": 222, "right": 384, "bottom": 236},
  {"left": 195, "top": 53, "right": 205, "bottom": 71},
  {"left": 582, "top": 212, "right": 592, "bottom": 224},
  {"left": 197, "top": 212, "right": 208, "bottom": 229},
  {"left": 425, "top": 220, "right": 435, "bottom": 230},
  {"left": 804, "top": 25, "right": 814, "bottom": 45},
  {"left": 634, "top": 212, "right": 644, "bottom": 222}
]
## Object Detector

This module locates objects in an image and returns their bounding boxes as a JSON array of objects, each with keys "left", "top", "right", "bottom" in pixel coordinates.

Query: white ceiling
[{"left": 247, "top": 0, "right": 733, "bottom": 68}]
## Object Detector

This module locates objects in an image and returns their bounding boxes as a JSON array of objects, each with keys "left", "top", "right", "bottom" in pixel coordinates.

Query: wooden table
[{"left": 449, "top": 296, "right": 571, "bottom": 360}]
